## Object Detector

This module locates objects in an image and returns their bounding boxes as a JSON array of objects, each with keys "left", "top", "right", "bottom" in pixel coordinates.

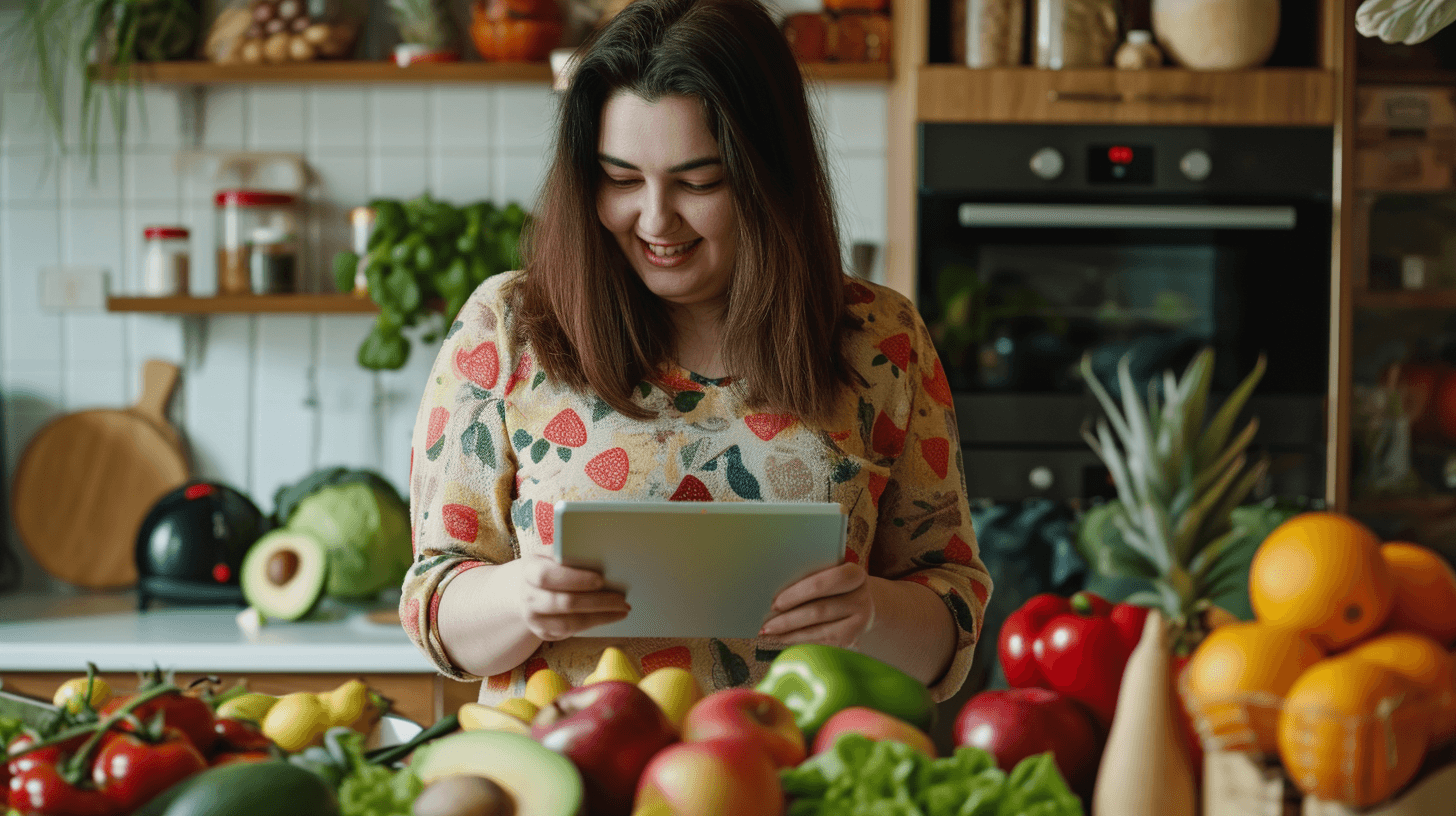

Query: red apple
[
  {"left": 810, "top": 706, "right": 936, "bottom": 757},
  {"left": 633, "top": 736, "right": 784, "bottom": 816},
  {"left": 531, "top": 680, "right": 679, "bottom": 816},
  {"left": 953, "top": 687, "right": 1102, "bottom": 798},
  {"left": 679, "top": 688, "right": 805, "bottom": 768}
]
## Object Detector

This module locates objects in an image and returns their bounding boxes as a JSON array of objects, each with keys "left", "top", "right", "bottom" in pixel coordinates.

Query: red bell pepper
[{"left": 997, "top": 591, "right": 1148, "bottom": 730}]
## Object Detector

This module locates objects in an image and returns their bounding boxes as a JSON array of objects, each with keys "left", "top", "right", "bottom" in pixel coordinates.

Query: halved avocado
[
  {"left": 410, "top": 730, "right": 584, "bottom": 816},
  {"left": 241, "top": 529, "right": 328, "bottom": 621}
]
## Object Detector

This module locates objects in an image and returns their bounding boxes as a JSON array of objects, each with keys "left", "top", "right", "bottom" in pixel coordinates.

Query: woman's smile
[{"left": 641, "top": 237, "right": 703, "bottom": 266}]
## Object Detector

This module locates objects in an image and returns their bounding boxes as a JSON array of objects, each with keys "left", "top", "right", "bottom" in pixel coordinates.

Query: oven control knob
[
  {"left": 1180, "top": 149, "right": 1212, "bottom": 181},
  {"left": 1028, "top": 466, "right": 1055, "bottom": 491},
  {"left": 1029, "top": 147, "right": 1065, "bottom": 180}
]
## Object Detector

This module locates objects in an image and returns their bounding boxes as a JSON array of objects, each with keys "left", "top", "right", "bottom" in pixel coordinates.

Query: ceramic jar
[{"left": 1151, "top": 0, "right": 1279, "bottom": 70}]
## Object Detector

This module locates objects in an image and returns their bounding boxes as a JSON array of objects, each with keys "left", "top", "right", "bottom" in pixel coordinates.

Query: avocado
[
  {"left": 240, "top": 529, "right": 328, "bottom": 621},
  {"left": 133, "top": 760, "right": 340, "bottom": 816},
  {"left": 410, "top": 730, "right": 584, "bottom": 816}
]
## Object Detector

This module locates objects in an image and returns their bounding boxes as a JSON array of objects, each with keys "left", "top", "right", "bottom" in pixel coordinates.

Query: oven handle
[{"left": 956, "top": 203, "right": 1298, "bottom": 230}]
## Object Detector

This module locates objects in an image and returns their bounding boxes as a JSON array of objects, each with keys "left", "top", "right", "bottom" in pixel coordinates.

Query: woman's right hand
[{"left": 501, "top": 554, "right": 631, "bottom": 641}]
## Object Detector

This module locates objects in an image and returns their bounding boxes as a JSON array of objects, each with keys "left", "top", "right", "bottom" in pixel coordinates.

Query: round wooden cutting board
[{"left": 10, "top": 360, "right": 190, "bottom": 589}]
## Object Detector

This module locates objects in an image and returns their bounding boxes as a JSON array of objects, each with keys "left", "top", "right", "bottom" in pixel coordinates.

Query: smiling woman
[{"left": 401, "top": 0, "right": 993, "bottom": 712}]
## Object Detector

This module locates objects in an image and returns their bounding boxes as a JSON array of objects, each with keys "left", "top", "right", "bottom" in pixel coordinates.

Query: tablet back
[{"left": 553, "top": 501, "right": 846, "bottom": 639}]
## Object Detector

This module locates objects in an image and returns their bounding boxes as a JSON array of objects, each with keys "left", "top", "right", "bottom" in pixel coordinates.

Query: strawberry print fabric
[{"left": 402, "top": 271, "right": 992, "bottom": 704}]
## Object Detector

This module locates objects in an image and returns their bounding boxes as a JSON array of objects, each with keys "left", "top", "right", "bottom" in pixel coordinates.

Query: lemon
[
  {"left": 53, "top": 675, "right": 111, "bottom": 715},
  {"left": 262, "top": 692, "right": 330, "bottom": 753}
]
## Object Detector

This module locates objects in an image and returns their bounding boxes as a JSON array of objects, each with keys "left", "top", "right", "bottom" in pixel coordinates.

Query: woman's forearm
[
  {"left": 436, "top": 564, "right": 543, "bottom": 679},
  {"left": 855, "top": 576, "right": 958, "bottom": 687}
]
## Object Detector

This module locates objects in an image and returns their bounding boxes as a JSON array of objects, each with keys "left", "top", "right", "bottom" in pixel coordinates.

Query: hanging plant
[{"left": 2, "top": 0, "right": 200, "bottom": 169}]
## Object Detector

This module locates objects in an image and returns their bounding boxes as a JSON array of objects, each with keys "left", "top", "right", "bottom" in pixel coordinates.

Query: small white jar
[{"left": 141, "top": 226, "right": 191, "bottom": 296}]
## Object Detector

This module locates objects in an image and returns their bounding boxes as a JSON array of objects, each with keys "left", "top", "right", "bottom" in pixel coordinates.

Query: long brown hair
[{"left": 512, "top": 0, "right": 853, "bottom": 423}]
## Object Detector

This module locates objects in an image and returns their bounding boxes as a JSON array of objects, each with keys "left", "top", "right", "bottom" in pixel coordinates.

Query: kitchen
[{"left": 3, "top": 0, "right": 1456, "bottom": 814}]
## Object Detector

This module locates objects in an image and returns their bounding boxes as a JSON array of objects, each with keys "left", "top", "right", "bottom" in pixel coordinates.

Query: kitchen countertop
[{"left": 0, "top": 590, "right": 436, "bottom": 674}]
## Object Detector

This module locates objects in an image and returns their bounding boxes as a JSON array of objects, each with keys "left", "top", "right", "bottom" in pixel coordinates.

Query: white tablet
[{"left": 552, "top": 500, "right": 847, "bottom": 639}]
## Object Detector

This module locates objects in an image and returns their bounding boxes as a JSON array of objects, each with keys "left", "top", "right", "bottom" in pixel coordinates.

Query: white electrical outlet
[{"left": 39, "top": 266, "right": 110, "bottom": 312}]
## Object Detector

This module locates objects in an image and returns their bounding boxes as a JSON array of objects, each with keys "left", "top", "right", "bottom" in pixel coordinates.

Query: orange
[
  {"left": 1278, "top": 654, "right": 1429, "bottom": 809},
  {"left": 1181, "top": 621, "right": 1324, "bottom": 756},
  {"left": 1347, "top": 631, "right": 1456, "bottom": 746},
  {"left": 1249, "top": 512, "right": 1394, "bottom": 650},
  {"left": 1380, "top": 541, "right": 1456, "bottom": 647}
]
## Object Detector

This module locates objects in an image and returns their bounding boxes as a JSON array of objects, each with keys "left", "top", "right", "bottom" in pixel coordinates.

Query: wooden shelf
[
  {"left": 107, "top": 294, "right": 377, "bottom": 314},
  {"left": 1354, "top": 289, "right": 1456, "bottom": 310},
  {"left": 1350, "top": 495, "right": 1456, "bottom": 518},
  {"left": 93, "top": 59, "right": 890, "bottom": 85},
  {"left": 915, "top": 66, "right": 1336, "bottom": 126},
  {"left": 1357, "top": 68, "right": 1456, "bottom": 86}
]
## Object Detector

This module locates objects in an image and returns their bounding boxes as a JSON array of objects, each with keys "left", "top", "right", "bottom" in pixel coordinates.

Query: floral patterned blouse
[{"left": 401, "top": 270, "right": 992, "bottom": 705}]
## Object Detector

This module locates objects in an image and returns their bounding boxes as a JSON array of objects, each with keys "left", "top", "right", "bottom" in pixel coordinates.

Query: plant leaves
[{"left": 1196, "top": 353, "right": 1266, "bottom": 466}]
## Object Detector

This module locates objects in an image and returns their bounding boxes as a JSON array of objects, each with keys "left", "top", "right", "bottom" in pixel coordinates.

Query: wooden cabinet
[
  {"left": 0, "top": 670, "right": 477, "bottom": 727},
  {"left": 916, "top": 66, "right": 1335, "bottom": 126}
]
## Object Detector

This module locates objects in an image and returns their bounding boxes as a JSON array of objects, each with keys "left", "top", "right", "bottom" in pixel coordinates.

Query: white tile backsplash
[
  {"left": 372, "top": 151, "right": 431, "bottom": 199},
  {"left": 370, "top": 88, "right": 430, "bottom": 150},
  {"left": 311, "top": 89, "right": 370, "bottom": 151},
  {"left": 0, "top": 72, "right": 889, "bottom": 523},
  {"left": 432, "top": 87, "right": 495, "bottom": 151},
  {"left": 250, "top": 88, "right": 310, "bottom": 149},
  {"left": 431, "top": 151, "right": 493, "bottom": 205}
]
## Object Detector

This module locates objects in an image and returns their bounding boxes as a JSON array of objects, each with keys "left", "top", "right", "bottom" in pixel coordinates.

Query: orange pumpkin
[{"left": 470, "top": 0, "right": 563, "bottom": 62}]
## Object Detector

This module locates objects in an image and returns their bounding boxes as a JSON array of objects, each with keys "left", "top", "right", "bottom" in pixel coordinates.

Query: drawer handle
[
  {"left": 1047, "top": 90, "right": 1124, "bottom": 104},
  {"left": 1129, "top": 92, "right": 1213, "bottom": 105}
]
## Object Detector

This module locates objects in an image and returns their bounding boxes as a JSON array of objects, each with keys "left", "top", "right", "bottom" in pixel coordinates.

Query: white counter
[{"left": 0, "top": 591, "right": 436, "bottom": 674}]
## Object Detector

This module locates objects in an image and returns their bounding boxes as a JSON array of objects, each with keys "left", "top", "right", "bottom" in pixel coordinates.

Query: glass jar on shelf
[
  {"left": 141, "top": 226, "right": 191, "bottom": 296},
  {"left": 214, "top": 189, "right": 301, "bottom": 295}
]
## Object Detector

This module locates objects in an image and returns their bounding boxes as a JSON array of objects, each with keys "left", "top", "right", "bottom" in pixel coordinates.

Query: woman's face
[{"left": 596, "top": 92, "right": 738, "bottom": 311}]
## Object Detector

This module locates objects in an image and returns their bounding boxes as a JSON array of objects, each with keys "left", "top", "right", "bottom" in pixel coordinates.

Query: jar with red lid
[
  {"left": 142, "top": 226, "right": 191, "bottom": 296},
  {"left": 214, "top": 189, "right": 301, "bottom": 295}
]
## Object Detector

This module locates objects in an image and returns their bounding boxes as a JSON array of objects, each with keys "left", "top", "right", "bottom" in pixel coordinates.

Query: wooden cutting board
[{"left": 10, "top": 360, "right": 190, "bottom": 589}]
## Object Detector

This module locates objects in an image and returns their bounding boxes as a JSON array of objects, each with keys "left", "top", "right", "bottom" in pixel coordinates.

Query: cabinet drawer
[{"left": 918, "top": 67, "right": 1335, "bottom": 126}]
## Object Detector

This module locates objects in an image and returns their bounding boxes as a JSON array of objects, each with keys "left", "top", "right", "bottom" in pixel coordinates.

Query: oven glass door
[{"left": 918, "top": 196, "right": 1331, "bottom": 399}]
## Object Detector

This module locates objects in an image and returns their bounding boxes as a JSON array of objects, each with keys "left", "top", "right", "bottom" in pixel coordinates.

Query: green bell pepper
[{"left": 755, "top": 644, "right": 935, "bottom": 741}]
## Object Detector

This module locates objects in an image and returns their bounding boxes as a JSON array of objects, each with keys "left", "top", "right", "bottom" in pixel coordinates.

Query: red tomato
[
  {"left": 7, "top": 731, "right": 89, "bottom": 778},
  {"left": 211, "top": 717, "right": 273, "bottom": 755},
  {"left": 90, "top": 728, "right": 206, "bottom": 812},
  {"left": 102, "top": 691, "right": 217, "bottom": 755},
  {"left": 8, "top": 760, "right": 115, "bottom": 816}
]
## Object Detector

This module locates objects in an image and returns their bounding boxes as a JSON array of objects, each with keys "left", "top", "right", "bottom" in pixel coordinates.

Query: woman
[{"left": 401, "top": 0, "right": 991, "bottom": 707}]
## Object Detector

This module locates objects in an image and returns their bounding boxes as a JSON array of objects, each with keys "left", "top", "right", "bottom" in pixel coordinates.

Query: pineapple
[{"left": 1078, "top": 348, "right": 1269, "bottom": 655}]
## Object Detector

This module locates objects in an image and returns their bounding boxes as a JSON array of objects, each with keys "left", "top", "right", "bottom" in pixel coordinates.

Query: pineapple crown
[{"left": 1079, "top": 349, "right": 1268, "bottom": 643}]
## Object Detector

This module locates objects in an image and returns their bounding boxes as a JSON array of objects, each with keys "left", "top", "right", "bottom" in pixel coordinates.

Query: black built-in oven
[{"left": 918, "top": 124, "right": 1333, "bottom": 502}]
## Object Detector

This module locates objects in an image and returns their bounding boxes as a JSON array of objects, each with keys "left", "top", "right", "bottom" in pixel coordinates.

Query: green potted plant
[
  {"left": 2, "top": 0, "right": 200, "bottom": 164},
  {"left": 333, "top": 193, "right": 529, "bottom": 371}
]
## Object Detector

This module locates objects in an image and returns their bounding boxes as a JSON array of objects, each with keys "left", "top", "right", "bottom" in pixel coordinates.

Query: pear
[
  {"left": 638, "top": 667, "right": 703, "bottom": 732},
  {"left": 458, "top": 702, "right": 532, "bottom": 735},
  {"left": 495, "top": 697, "right": 539, "bottom": 722},
  {"left": 319, "top": 679, "right": 369, "bottom": 727},
  {"left": 583, "top": 646, "right": 640, "bottom": 685},
  {"left": 215, "top": 692, "right": 280, "bottom": 724},
  {"left": 525, "top": 668, "right": 571, "bottom": 709}
]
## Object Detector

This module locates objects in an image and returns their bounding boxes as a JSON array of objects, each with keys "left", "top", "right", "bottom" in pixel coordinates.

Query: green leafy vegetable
[
  {"left": 292, "top": 728, "right": 423, "bottom": 816},
  {"left": 779, "top": 734, "right": 1083, "bottom": 816},
  {"left": 339, "top": 192, "right": 529, "bottom": 371}
]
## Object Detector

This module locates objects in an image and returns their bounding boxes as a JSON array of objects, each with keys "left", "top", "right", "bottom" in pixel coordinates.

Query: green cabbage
[{"left": 285, "top": 480, "right": 412, "bottom": 601}]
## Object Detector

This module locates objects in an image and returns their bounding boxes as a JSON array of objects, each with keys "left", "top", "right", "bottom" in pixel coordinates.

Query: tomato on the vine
[
  {"left": 90, "top": 727, "right": 206, "bottom": 812},
  {"left": 102, "top": 691, "right": 217, "bottom": 756},
  {"left": 8, "top": 759, "right": 115, "bottom": 816},
  {"left": 212, "top": 717, "right": 273, "bottom": 755},
  {"left": 7, "top": 731, "right": 89, "bottom": 778}
]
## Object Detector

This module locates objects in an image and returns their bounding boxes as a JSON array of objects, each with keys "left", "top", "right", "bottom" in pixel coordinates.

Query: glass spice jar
[
  {"left": 214, "top": 190, "right": 301, "bottom": 295},
  {"left": 349, "top": 205, "right": 375, "bottom": 296},
  {"left": 141, "top": 226, "right": 191, "bottom": 296}
]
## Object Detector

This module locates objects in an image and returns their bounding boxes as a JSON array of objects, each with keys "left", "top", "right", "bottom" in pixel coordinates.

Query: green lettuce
[{"left": 780, "top": 735, "right": 1083, "bottom": 816}]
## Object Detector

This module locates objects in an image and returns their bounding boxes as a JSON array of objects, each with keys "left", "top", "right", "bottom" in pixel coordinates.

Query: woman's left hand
[{"left": 759, "top": 562, "right": 876, "bottom": 649}]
